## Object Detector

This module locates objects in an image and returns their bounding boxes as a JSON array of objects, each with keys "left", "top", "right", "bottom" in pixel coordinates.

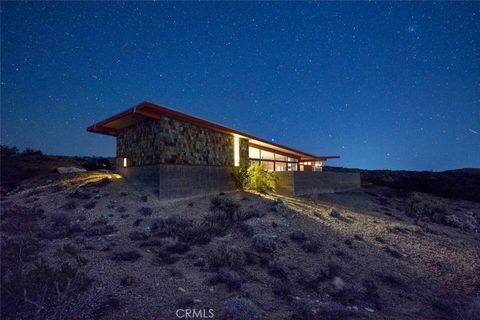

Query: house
[{"left": 87, "top": 101, "right": 360, "bottom": 199}]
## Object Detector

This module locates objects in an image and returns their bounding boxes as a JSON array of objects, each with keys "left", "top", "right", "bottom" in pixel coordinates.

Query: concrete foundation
[
  {"left": 118, "top": 164, "right": 237, "bottom": 199},
  {"left": 273, "top": 171, "right": 360, "bottom": 197}
]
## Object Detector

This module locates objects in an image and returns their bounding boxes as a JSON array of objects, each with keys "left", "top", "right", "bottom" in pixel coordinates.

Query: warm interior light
[
  {"left": 123, "top": 157, "right": 127, "bottom": 167},
  {"left": 234, "top": 136, "right": 240, "bottom": 167}
]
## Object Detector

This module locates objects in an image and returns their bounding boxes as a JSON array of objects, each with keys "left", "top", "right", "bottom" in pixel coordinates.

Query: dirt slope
[{"left": 1, "top": 169, "right": 479, "bottom": 320}]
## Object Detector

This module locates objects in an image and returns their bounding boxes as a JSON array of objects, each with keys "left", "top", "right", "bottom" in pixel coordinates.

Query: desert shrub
[
  {"left": 272, "top": 280, "right": 291, "bottom": 299},
  {"left": 63, "top": 243, "right": 79, "bottom": 256},
  {"left": 210, "top": 197, "right": 240, "bottom": 217},
  {"left": 291, "top": 299, "right": 316, "bottom": 320},
  {"left": 289, "top": 230, "right": 307, "bottom": 242},
  {"left": 176, "top": 295, "right": 194, "bottom": 307},
  {"left": 111, "top": 250, "right": 142, "bottom": 262},
  {"left": 140, "top": 195, "right": 148, "bottom": 202},
  {"left": 51, "top": 210, "right": 70, "bottom": 227},
  {"left": 363, "top": 280, "right": 382, "bottom": 309},
  {"left": 129, "top": 231, "right": 150, "bottom": 241},
  {"left": 150, "top": 219, "right": 163, "bottom": 232},
  {"left": 68, "top": 190, "right": 91, "bottom": 200},
  {"left": 82, "top": 158, "right": 113, "bottom": 171},
  {"left": 1, "top": 235, "right": 92, "bottom": 319},
  {"left": 157, "top": 248, "right": 180, "bottom": 265},
  {"left": 327, "top": 261, "right": 342, "bottom": 278},
  {"left": 221, "top": 297, "right": 258, "bottom": 320},
  {"left": 116, "top": 206, "right": 126, "bottom": 213},
  {"left": 232, "top": 165, "right": 249, "bottom": 189},
  {"left": 1, "top": 144, "right": 18, "bottom": 155},
  {"left": 138, "top": 207, "right": 153, "bottom": 216},
  {"left": 22, "top": 147, "right": 43, "bottom": 155},
  {"left": 203, "top": 210, "right": 232, "bottom": 232},
  {"left": 83, "top": 201, "right": 96, "bottom": 209},
  {"left": 268, "top": 259, "right": 289, "bottom": 279},
  {"left": 207, "top": 240, "right": 246, "bottom": 270},
  {"left": 406, "top": 193, "right": 448, "bottom": 224},
  {"left": 238, "top": 223, "right": 255, "bottom": 237},
  {"left": 121, "top": 275, "right": 135, "bottom": 286},
  {"left": 84, "top": 225, "right": 116, "bottom": 237},
  {"left": 92, "top": 296, "right": 120, "bottom": 318},
  {"left": 165, "top": 241, "right": 190, "bottom": 254},
  {"left": 245, "top": 163, "right": 275, "bottom": 193},
  {"left": 453, "top": 297, "right": 480, "bottom": 320},
  {"left": 252, "top": 234, "right": 276, "bottom": 253},
  {"left": 91, "top": 217, "right": 108, "bottom": 226},
  {"left": 209, "top": 269, "right": 243, "bottom": 290},
  {"left": 133, "top": 218, "right": 143, "bottom": 227},
  {"left": 301, "top": 239, "right": 320, "bottom": 253},
  {"left": 62, "top": 200, "right": 77, "bottom": 210},
  {"left": 377, "top": 273, "right": 405, "bottom": 288}
]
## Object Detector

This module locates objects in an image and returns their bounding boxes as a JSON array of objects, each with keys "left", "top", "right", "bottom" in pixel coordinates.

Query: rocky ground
[{"left": 1, "top": 163, "right": 480, "bottom": 319}]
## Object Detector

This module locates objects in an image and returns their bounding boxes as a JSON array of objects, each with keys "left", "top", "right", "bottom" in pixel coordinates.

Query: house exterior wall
[
  {"left": 273, "top": 171, "right": 360, "bottom": 196},
  {"left": 117, "top": 164, "right": 236, "bottom": 199},
  {"left": 116, "top": 116, "right": 235, "bottom": 167}
]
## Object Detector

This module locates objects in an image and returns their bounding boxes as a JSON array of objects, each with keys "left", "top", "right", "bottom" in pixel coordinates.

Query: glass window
[
  {"left": 261, "top": 161, "right": 274, "bottom": 172},
  {"left": 275, "top": 162, "right": 287, "bottom": 171},
  {"left": 275, "top": 153, "right": 287, "bottom": 161},
  {"left": 260, "top": 150, "right": 274, "bottom": 160},
  {"left": 249, "top": 147, "right": 260, "bottom": 159},
  {"left": 287, "top": 163, "right": 298, "bottom": 171},
  {"left": 288, "top": 157, "right": 298, "bottom": 162}
]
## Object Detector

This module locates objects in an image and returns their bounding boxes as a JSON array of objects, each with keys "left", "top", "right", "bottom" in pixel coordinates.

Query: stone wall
[{"left": 117, "top": 116, "right": 235, "bottom": 167}]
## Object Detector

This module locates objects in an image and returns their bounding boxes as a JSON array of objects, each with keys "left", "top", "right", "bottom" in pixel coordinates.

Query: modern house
[{"left": 87, "top": 101, "right": 360, "bottom": 199}]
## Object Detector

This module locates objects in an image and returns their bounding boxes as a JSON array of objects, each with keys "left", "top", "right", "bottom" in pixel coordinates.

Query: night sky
[{"left": 1, "top": 2, "right": 479, "bottom": 171}]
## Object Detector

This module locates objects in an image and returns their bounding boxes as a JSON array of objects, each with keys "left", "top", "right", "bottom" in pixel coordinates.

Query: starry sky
[{"left": 1, "top": 2, "right": 479, "bottom": 171}]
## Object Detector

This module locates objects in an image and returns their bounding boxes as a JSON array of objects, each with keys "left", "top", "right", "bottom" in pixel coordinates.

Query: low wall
[
  {"left": 117, "top": 163, "right": 237, "bottom": 199},
  {"left": 273, "top": 171, "right": 360, "bottom": 196}
]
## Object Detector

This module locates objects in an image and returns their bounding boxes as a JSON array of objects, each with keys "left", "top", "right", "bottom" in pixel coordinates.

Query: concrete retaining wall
[
  {"left": 273, "top": 171, "right": 360, "bottom": 196},
  {"left": 118, "top": 163, "right": 237, "bottom": 199}
]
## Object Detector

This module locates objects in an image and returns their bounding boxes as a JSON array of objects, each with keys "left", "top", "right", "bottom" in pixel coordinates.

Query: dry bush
[
  {"left": 207, "top": 240, "right": 246, "bottom": 270},
  {"left": 221, "top": 297, "right": 258, "bottom": 320},
  {"left": 252, "top": 234, "right": 276, "bottom": 253},
  {"left": 1, "top": 235, "right": 92, "bottom": 319},
  {"left": 111, "top": 250, "right": 142, "bottom": 262}
]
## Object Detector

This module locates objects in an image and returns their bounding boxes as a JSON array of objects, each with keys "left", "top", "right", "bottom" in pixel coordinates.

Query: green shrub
[
  {"left": 232, "top": 166, "right": 248, "bottom": 188},
  {"left": 246, "top": 163, "right": 275, "bottom": 193}
]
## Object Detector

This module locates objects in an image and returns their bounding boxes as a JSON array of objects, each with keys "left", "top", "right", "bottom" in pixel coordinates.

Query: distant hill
[{"left": 325, "top": 166, "right": 480, "bottom": 202}]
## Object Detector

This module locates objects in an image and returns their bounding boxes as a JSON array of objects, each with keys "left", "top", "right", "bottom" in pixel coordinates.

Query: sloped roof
[{"left": 87, "top": 101, "right": 339, "bottom": 161}]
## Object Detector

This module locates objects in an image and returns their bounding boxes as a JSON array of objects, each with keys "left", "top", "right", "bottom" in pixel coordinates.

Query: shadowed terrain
[{"left": 1, "top": 152, "right": 479, "bottom": 320}]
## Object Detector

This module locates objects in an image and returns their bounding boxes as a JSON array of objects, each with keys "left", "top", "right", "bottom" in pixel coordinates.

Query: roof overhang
[{"left": 87, "top": 101, "right": 340, "bottom": 161}]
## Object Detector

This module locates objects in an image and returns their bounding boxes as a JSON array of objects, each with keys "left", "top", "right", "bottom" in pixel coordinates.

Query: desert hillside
[{"left": 1, "top": 152, "right": 479, "bottom": 320}]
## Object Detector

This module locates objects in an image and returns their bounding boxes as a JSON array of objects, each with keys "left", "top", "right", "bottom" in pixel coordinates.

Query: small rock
[
  {"left": 333, "top": 277, "right": 345, "bottom": 290},
  {"left": 365, "top": 307, "right": 375, "bottom": 313}
]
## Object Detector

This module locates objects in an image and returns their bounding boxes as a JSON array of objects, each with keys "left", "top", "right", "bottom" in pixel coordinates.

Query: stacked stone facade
[{"left": 117, "top": 116, "right": 238, "bottom": 167}]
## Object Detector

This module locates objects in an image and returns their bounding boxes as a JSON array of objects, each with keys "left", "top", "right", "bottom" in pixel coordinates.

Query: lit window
[
  {"left": 261, "top": 150, "right": 274, "bottom": 160},
  {"left": 261, "top": 161, "right": 274, "bottom": 172},
  {"left": 275, "top": 162, "right": 287, "bottom": 171},
  {"left": 288, "top": 163, "right": 298, "bottom": 171},
  {"left": 249, "top": 146, "right": 260, "bottom": 159},
  {"left": 123, "top": 158, "right": 127, "bottom": 167},
  {"left": 275, "top": 153, "right": 287, "bottom": 161},
  {"left": 234, "top": 136, "right": 240, "bottom": 167}
]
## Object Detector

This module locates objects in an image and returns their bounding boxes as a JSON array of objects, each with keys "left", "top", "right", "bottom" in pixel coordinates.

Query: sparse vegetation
[
  {"left": 252, "top": 234, "right": 276, "bottom": 253},
  {"left": 221, "top": 297, "right": 258, "bottom": 320},
  {"left": 207, "top": 240, "right": 246, "bottom": 270},
  {"left": 111, "top": 250, "right": 142, "bottom": 262}
]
